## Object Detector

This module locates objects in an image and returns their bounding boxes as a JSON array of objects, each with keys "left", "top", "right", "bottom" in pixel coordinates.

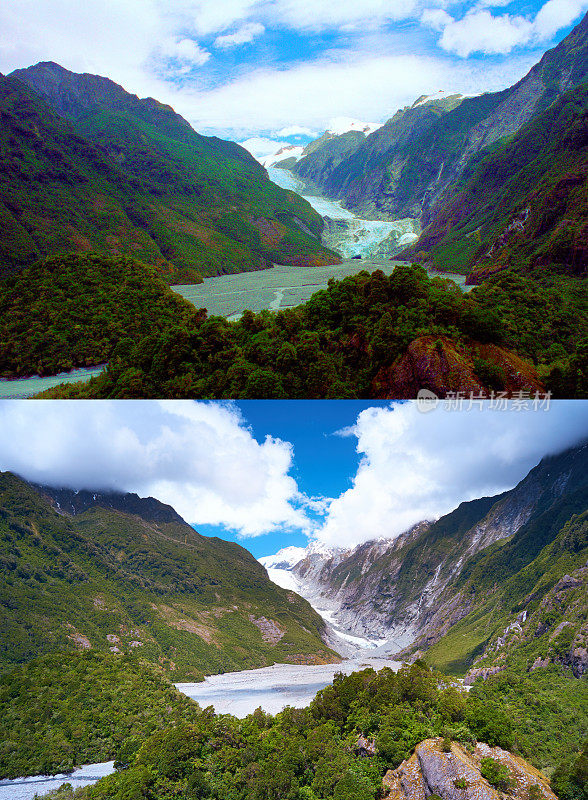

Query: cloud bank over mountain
[
  {"left": 0, "top": 401, "right": 587, "bottom": 550},
  {"left": 0, "top": 0, "right": 584, "bottom": 136}
]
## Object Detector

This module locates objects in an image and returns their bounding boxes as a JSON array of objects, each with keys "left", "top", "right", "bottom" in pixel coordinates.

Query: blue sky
[
  {"left": 1, "top": 0, "right": 586, "bottom": 152},
  {"left": 0, "top": 400, "right": 587, "bottom": 559},
  {"left": 195, "top": 400, "right": 393, "bottom": 556}
]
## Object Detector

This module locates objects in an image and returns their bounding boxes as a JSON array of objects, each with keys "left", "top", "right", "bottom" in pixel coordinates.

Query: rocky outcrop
[
  {"left": 370, "top": 336, "right": 544, "bottom": 399},
  {"left": 383, "top": 739, "right": 556, "bottom": 800}
]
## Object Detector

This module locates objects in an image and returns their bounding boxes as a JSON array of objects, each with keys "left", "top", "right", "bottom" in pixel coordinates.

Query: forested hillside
[
  {"left": 39, "top": 264, "right": 586, "bottom": 398},
  {"left": 0, "top": 64, "right": 337, "bottom": 282},
  {"left": 0, "top": 472, "right": 337, "bottom": 679},
  {"left": 403, "top": 81, "right": 588, "bottom": 280}
]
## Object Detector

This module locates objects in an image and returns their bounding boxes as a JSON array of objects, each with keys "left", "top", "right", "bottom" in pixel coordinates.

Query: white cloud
[
  {"left": 314, "top": 401, "right": 588, "bottom": 549},
  {"left": 215, "top": 22, "right": 265, "bottom": 48},
  {"left": 425, "top": 0, "right": 588, "bottom": 57},
  {"left": 240, "top": 136, "right": 290, "bottom": 157},
  {"left": 272, "top": 0, "right": 421, "bottom": 30},
  {"left": 0, "top": 400, "right": 311, "bottom": 537},
  {"left": 274, "top": 125, "right": 318, "bottom": 137},
  {"left": 437, "top": 10, "right": 533, "bottom": 56},
  {"left": 178, "top": 51, "right": 539, "bottom": 135},
  {"left": 421, "top": 8, "right": 454, "bottom": 30},
  {"left": 187, "top": 0, "right": 260, "bottom": 36},
  {"left": 534, "top": 0, "right": 588, "bottom": 40},
  {"left": 159, "top": 36, "right": 210, "bottom": 66}
]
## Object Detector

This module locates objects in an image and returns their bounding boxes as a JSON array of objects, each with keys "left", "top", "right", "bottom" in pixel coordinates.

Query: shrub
[{"left": 480, "top": 757, "right": 512, "bottom": 791}]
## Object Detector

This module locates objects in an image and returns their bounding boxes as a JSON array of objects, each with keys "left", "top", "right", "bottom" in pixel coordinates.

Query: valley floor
[{"left": 175, "top": 656, "right": 401, "bottom": 717}]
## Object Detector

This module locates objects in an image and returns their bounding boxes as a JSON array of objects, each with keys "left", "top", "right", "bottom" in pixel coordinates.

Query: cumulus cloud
[
  {"left": 179, "top": 51, "right": 538, "bottom": 134},
  {"left": 439, "top": 11, "right": 533, "bottom": 57},
  {"left": 215, "top": 22, "right": 265, "bottom": 48},
  {"left": 424, "top": 0, "right": 588, "bottom": 57},
  {"left": 534, "top": 0, "right": 588, "bottom": 40},
  {"left": 159, "top": 37, "right": 210, "bottom": 66},
  {"left": 314, "top": 401, "right": 588, "bottom": 549},
  {"left": 421, "top": 8, "right": 454, "bottom": 31},
  {"left": 239, "top": 136, "right": 290, "bottom": 158},
  {"left": 0, "top": 400, "right": 311, "bottom": 537},
  {"left": 273, "top": 125, "right": 318, "bottom": 137}
]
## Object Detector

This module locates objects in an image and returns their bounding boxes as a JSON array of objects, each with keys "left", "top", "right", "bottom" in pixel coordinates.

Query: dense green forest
[
  {"left": 34, "top": 259, "right": 586, "bottom": 398},
  {"left": 0, "top": 652, "right": 201, "bottom": 778},
  {"left": 405, "top": 81, "right": 588, "bottom": 281},
  {"left": 0, "top": 253, "right": 199, "bottom": 377},
  {"left": 1, "top": 656, "right": 585, "bottom": 799}
]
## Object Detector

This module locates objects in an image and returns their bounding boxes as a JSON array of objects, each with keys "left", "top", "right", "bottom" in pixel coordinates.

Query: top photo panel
[{"left": 0, "top": 1, "right": 586, "bottom": 400}]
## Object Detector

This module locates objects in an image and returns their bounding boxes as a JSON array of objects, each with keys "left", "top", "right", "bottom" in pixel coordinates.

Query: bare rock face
[
  {"left": 383, "top": 739, "right": 556, "bottom": 800},
  {"left": 371, "top": 335, "right": 544, "bottom": 399}
]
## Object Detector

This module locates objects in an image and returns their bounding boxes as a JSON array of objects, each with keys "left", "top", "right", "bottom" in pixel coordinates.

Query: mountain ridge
[
  {"left": 0, "top": 63, "right": 338, "bottom": 281},
  {"left": 0, "top": 471, "right": 338, "bottom": 678}
]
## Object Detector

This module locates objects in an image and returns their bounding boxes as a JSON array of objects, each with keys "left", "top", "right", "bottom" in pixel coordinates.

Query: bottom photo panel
[{"left": 0, "top": 398, "right": 586, "bottom": 800}]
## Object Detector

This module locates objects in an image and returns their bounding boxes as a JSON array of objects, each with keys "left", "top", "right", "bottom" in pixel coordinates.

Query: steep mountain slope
[
  {"left": 0, "top": 472, "right": 337, "bottom": 679},
  {"left": 293, "top": 94, "right": 463, "bottom": 218},
  {"left": 402, "top": 81, "right": 588, "bottom": 279},
  {"left": 275, "top": 443, "right": 588, "bottom": 662},
  {"left": 0, "top": 63, "right": 337, "bottom": 281},
  {"left": 296, "top": 14, "right": 588, "bottom": 223},
  {"left": 294, "top": 129, "right": 373, "bottom": 191},
  {"left": 423, "top": 489, "right": 588, "bottom": 678}
]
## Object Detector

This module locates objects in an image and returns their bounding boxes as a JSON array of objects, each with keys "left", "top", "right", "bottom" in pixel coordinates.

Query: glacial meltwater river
[{"left": 0, "top": 658, "right": 401, "bottom": 800}]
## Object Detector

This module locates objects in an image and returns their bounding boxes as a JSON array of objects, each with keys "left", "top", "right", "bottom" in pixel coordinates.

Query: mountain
[
  {"left": 262, "top": 144, "right": 305, "bottom": 169},
  {"left": 292, "top": 13, "right": 588, "bottom": 229},
  {"left": 271, "top": 442, "right": 588, "bottom": 671},
  {"left": 0, "top": 472, "right": 338, "bottom": 679},
  {"left": 402, "top": 80, "right": 588, "bottom": 280},
  {"left": 0, "top": 63, "right": 338, "bottom": 282},
  {"left": 292, "top": 94, "right": 463, "bottom": 218}
]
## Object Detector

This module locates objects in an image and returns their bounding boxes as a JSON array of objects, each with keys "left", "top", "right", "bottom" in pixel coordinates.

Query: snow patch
[{"left": 326, "top": 116, "right": 383, "bottom": 136}]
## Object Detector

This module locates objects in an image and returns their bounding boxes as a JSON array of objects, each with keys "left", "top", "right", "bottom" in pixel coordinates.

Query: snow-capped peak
[
  {"left": 259, "top": 541, "right": 341, "bottom": 571},
  {"left": 259, "top": 545, "right": 309, "bottom": 571},
  {"left": 261, "top": 145, "right": 305, "bottom": 169},
  {"left": 326, "top": 116, "right": 383, "bottom": 136},
  {"left": 411, "top": 90, "right": 465, "bottom": 108}
]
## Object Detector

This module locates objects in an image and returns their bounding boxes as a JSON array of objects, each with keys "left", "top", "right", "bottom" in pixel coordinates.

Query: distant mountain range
[
  {"left": 0, "top": 472, "right": 337, "bottom": 679},
  {"left": 285, "top": 13, "right": 588, "bottom": 281},
  {"left": 264, "top": 441, "right": 588, "bottom": 678},
  {"left": 0, "top": 62, "right": 338, "bottom": 283}
]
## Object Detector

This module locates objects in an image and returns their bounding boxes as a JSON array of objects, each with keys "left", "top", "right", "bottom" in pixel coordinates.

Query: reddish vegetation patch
[
  {"left": 67, "top": 226, "right": 92, "bottom": 251},
  {"left": 371, "top": 335, "right": 543, "bottom": 398},
  {"left": 252, "top": 217, "right": 286, "bottom": 247}
]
